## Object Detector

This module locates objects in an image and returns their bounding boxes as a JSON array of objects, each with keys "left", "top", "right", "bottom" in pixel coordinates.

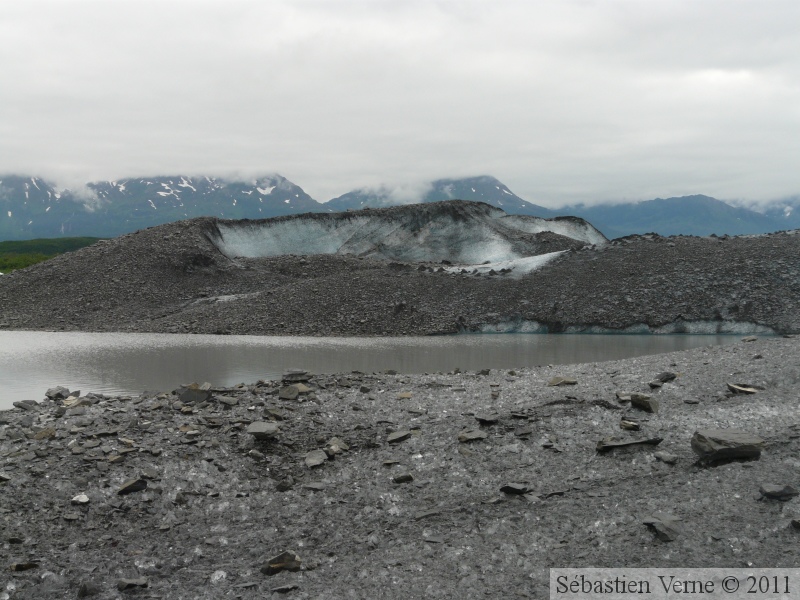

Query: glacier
[
  {"left": 208, "top": 201, "right": 605, "bottom": 268},
  {"left": 476, "top": 319, "right": 777, "bottom": 335}
]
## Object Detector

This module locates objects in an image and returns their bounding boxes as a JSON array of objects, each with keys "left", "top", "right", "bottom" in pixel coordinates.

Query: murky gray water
[{"left": 0, "top": 331, "right": 742, "bottom": 409}]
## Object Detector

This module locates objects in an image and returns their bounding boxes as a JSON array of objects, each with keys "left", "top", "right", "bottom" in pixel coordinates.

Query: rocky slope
[
  {"left": 0, "top": 201, "right": 798, "bottom": 336},
  {"left": 1, "top": 336, "right": 799, "bottom": 598}
]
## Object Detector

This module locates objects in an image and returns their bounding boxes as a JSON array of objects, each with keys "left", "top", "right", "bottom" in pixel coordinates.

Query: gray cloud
[{"left": 1, "top": 0, "right": 799, "bottom": 207}]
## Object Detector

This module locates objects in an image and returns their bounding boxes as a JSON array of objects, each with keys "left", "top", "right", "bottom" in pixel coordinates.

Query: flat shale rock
[
  {"left": 117, "top": 577, "right": 149, "bottom": 590},
  {"left": 247, "top": 421, "right": 280, "bottom": 439},
  {"left": 760, "top": 484, "right": 799, "bottom": 500},
  {"left": 500, "top": 483, "right": 530, "bottom": 495},
  {"left": 655, "top": 371, "right": 677, "bottom": 383},
  {"left": 278, "top": 385, "right": 301, "bottom": 400},
  {"left": 387, "top": 430, "right": 413, "bottom": 444},
  {"left": 117, "top": 479, "right": 148, "bottom": 495},
  {"left": 474, "top": 412, "right": 500, "bottom": 425},
  {"left": 458, "top": 429, "right": 488, "bottom": 443},
  {"left": 727, "top": 382, "right": 759, "bottom": 394},
  {"left": 261, "top": 551, "right": 302, "bottom": 575},
  {"left": 691, "top": 428, "right": 764, "bottom": 462},
  {"left": 304, "top": 449, "right": 329, "bottom": 468},
  {"left": 282, "top": 369, "right": 310, "bottom": 383},
  {"left": 643, "top": 512, "right": 682, "bottom": 542},
  {"left": 630, "top": 393, "right": 659, "bottom": 413},
  {"left": 215, "top": 395, "right": 239, "bottom": 406},
  {"left": 620, "top": 418, "right": 640, "bottom": 431},
  {"left": 325, "top": 436, "right": 349, "bottom": 456},
  {"left": 596, "top": 436, "right": 662, "bottom": 452},
  {"left": 548, "top": 376, "right": 577, "bottom": 386},
  {"left": 653, "top": 451, "right": 678, "bottom": 465},
  {"left": 13, "top": 400, "right": 39, "bottom": 411},
  {"left": 272, "top": 583, "right": 300, "bottom": 594},
  {"left": 176, "top": 382, "right": 212, "bottom": 403}
]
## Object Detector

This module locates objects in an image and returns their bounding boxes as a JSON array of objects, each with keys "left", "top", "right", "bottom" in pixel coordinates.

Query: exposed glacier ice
[
  {"left": 210, "top": 202, "right": 605, "bottom": 266},
  {"left": 214, "top": 213, "right": 518, "bottom": 263},
  {"left": 477, "top": 319, "right": 777, "bottom": 335},
  {"left": 442, "top": 251, "right": 565, "bottom": 277},
  {"left": 500, "top": 215, "right": 607, "bottom": 246}
]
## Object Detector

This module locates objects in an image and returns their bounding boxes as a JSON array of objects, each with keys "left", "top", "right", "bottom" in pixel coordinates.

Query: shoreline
[
  {"left": 2, "top": 335, "right": 799, "bottom": 598},
  {"left": 0, "top": 329, "right": 756, "bottom": 410}
]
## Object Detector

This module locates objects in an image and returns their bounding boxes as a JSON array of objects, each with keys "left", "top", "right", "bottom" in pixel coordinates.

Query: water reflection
[{"left": 0, "top": 331, "right": 741, "bottom": 408}]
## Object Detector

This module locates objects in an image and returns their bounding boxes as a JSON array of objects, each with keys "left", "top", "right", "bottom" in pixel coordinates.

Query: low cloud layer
[{"left": 1, "top": 1, "right": 799, "bottom": 207}]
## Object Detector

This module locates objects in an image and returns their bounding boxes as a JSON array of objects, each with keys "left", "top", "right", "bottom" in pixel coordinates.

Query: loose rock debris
[{"left": 1, "top": 336, "right": 799, "bottom": 598}]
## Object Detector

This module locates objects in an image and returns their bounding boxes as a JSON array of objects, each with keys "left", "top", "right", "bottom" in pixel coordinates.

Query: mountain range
[{"left": 1, "top": 173, "right": 798, "bottom": 240}]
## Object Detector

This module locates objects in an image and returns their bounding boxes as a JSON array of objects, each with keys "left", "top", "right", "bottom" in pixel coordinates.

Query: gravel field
[
  {"left": 0, "top": 203, "right": 798, "bottom": 336},
  {"left": 2, "top": 203, "right": 799, "bottom": 598},
  {"left": 2, "top": 335, "right": 799, "bottom": 599}
]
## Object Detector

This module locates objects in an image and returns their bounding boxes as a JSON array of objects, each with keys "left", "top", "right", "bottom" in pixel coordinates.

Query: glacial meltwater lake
[{"left": 0, "top": 331, "right": 745, "bottom": 410}]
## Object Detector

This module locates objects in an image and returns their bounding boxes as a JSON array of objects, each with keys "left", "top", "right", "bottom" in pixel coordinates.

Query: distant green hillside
[{"left": 0, "top": 237, "right": 102, "bottom": 273}]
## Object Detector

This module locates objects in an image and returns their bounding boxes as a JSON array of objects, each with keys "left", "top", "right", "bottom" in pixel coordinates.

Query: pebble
[
  {"left": 305, "top": 449, "right": 329, "bottom": 468},
  {"left": 653, "top": 451, "right": 678, "bottom": 465}
]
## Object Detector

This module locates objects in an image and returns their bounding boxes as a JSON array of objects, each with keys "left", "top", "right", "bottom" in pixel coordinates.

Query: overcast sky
[{"left": 1, "top": 1, "right": 799, "bottom": 207}]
